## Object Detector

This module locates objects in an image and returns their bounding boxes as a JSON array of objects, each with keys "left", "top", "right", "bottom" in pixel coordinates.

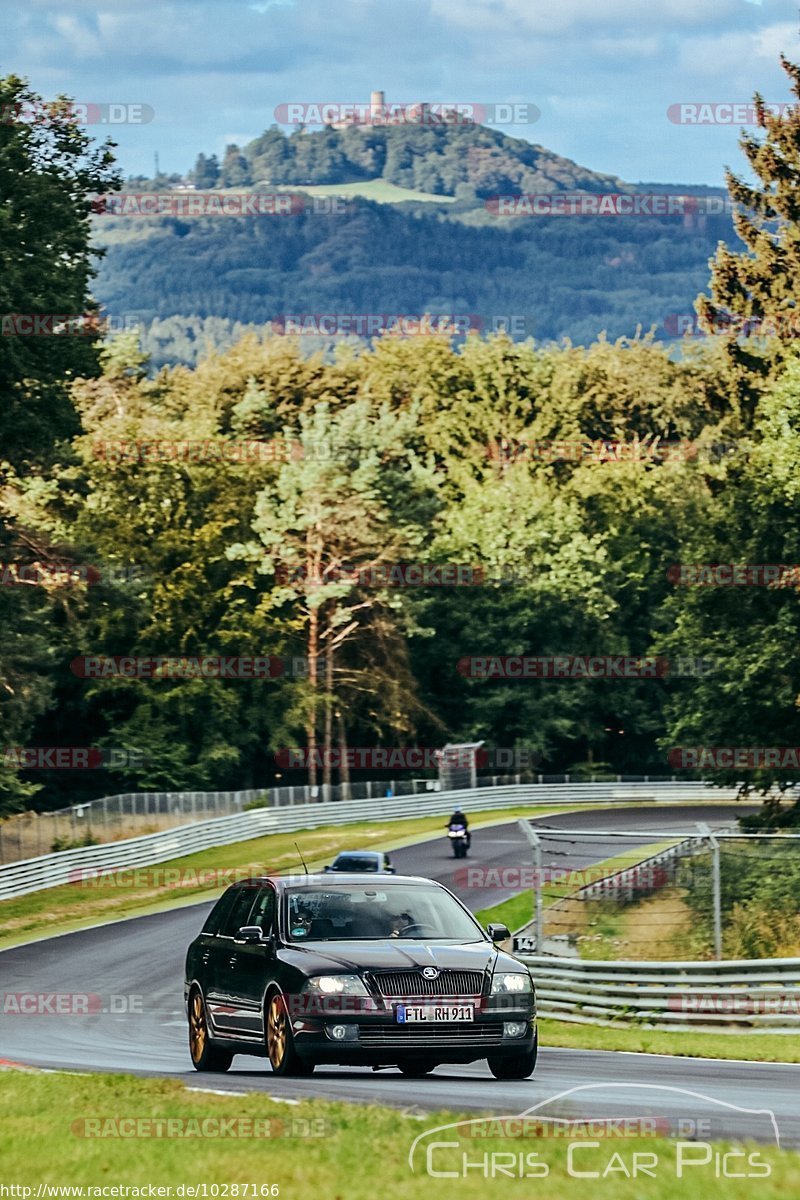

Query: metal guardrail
[
  {"left": 0, "top": 772, "right": 703, "bottom": 866},
  {"left": 518, "top": 954, "right": 800, "bottom": 1032},
  {"left": 0, "top": 780, "right": 736, "bottom": 901}
]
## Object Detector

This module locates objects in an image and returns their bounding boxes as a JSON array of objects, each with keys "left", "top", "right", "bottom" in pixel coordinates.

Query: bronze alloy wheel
[
  {"left": 188, "top": 989, "right": 233, "bottom": 1072},
  {"left": 189, "top": 990, "right": 207, "bottom": 1063},
  {"left": 267, "top": 994, "right": 287, "bottom": 1069},
  {"left": 265, "top": 991, "right": 314, "bottom": 1076}
]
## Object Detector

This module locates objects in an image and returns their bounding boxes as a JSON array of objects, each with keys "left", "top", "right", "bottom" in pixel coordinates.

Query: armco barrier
[
  {"left": 0, "top": 780, "right": 737, "bottom": 901},
  {"left": 519, "top": 954, "right": 800, "bottom": 1033}
]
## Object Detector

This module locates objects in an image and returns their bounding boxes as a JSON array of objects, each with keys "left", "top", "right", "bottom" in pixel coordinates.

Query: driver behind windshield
[{"left": 285, "top": 886, "right": 481, "bottom": 941}]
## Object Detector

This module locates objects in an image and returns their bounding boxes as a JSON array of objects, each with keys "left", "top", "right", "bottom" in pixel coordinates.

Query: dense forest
[
  {"left": 98, "top": 119, "right": 732, "bottom": 367},
  {"left": 3, "top": 66, "right": 800, "bottom": 827}
]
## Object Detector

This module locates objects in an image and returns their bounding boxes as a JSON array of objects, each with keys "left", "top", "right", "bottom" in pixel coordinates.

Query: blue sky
[{"left": 4, "top": 0, "right": 800, "bottom": 185}]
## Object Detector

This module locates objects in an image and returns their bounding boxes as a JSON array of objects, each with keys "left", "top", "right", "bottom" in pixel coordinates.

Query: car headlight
[
  {"left": 491, "top": 972, "right": 533, "bottom": 994},
  {"left": 303, "top": 975, "right": 369, "bottom": 996}
]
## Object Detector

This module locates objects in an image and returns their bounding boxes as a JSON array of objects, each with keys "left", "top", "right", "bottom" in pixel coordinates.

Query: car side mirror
[
  {"left": 487, "top": 923, "right": 510, "bottom": 942},
  {"left": 237, "top": 925, "right": 265, "bottom": 943},
  {"left": 323, "top": 865, "right": 331, "bottom": 872},
  {"left": 386, "top": 865, "right": 395, "bottom": 874}
]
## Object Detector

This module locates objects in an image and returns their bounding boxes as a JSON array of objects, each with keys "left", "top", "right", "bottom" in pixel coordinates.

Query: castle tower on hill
[{"left": 329, "top": 92, "right": 434, "bottom": 130}]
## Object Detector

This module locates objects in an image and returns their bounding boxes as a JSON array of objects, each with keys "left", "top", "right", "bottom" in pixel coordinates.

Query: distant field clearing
[{"left": 273, "top": 178, "right": 456, "bottom": 203}]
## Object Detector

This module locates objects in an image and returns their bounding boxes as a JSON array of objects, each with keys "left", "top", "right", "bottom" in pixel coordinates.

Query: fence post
[
  {"left": 518, "top": 819, "right": 543, "bottom": 953},
  {"left": 698, "top": 822, "right": 722, "bottom": 959}
]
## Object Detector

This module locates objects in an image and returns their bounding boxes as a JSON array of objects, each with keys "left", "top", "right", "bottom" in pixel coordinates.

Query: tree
[
  {"left": 228, "top": 399, "right": 440, "bottom": 786},
  {"left": 221, "top": 144, "right": 251, "bottom": 187},
  {"left": 0, "top": 75, "right": 118, "bottom": 813},
  {"left": 696, "top": 56, "right": 800, "bottom": 414},
  {"left": 0, "top": 75, "right": 119, "bottom": 466},
  {"left": 191, "top": 152, "right": 220, "bottom": 189},
  {"left": 660, "top": 355, "right": 800, "bottom": 819}
]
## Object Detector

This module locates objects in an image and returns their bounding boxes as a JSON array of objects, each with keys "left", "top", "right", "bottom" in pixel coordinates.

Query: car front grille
[
  {"left": 357, "top": 1022, "right": 505, "bottom": 1045},
  {"left": 372, "top": 970, "right": 484, "bottom": 998}
]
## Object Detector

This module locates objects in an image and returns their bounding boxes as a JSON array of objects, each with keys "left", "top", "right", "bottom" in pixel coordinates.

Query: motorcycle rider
[{"left": 447, "top": 809, "right": 471, "bottom": 850}]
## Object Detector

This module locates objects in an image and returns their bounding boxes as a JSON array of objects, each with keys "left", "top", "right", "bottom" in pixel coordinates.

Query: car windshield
[
  {"left": 331, "top": 855, "right": 378, "bottom": 871},
  {"left": 284, "top": 885, "right": 483, "bottom": 941}
]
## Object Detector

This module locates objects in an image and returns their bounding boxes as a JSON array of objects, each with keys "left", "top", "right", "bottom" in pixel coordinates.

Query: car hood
[{"left": 279, "top": 939, "right": 505, "bottom": 974}]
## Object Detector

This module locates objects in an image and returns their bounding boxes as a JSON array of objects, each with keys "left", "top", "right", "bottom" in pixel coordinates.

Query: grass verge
[
  {"left": 539, "top": 1018, "right": 800, "bottom": 1063},
  {"left": 0, "top": 1068, "right": 796, "bottom": 1197},
  {"left": 0, "top": 804, "right": 574, "bottom": 950}
]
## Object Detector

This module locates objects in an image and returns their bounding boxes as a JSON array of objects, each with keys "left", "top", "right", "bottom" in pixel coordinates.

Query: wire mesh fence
[
  {"left": 512, "top": 825, "right": 800, "bottom": 962},
  {"left": 0, "top": 791, "right": 261, "bottom": 865},
  {"left": 0, "top": 772, "right": 690, "bottom": 865}
]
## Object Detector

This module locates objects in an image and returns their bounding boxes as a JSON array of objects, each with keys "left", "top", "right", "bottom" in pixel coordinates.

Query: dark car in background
[
  {"left": 324, "top": 850, "right": 395, "bottom": 873},
  {"left": 184, "top": 874, "right": 537, "bottom": 1079}
]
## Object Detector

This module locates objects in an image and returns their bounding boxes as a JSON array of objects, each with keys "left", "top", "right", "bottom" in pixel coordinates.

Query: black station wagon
[{"left": 184, "top": 873, "right": 537, "bottom": 1079}]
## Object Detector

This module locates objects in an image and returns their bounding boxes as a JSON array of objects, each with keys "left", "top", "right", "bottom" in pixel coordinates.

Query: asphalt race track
[{"left": 1, "top": 804, "right": 798, "bottom": 1147}]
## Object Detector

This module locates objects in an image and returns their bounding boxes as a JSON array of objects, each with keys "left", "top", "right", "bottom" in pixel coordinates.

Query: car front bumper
[{"left": 289, "top": 995, "right": 536, "bottom": 1064}]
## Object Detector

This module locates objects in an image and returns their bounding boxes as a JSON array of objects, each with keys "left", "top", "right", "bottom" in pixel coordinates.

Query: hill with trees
[{"left": 95, "top": 119, "right": 732, "bottom": 367}]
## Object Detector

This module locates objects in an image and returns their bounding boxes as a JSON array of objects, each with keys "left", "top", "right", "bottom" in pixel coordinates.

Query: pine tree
[
  {"left": 192, "top": 152, "right": 220, "bottom": 189},
  {"left": 697, "top": 56, "right": 800, "bottom": 411}
]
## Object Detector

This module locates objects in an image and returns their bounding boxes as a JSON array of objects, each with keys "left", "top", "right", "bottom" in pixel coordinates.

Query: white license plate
[{"left": 397, "top": 1004, "right": 474, "bottom": 1023}]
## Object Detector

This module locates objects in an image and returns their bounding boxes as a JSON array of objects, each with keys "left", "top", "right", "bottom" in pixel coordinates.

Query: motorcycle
[{"left": 448, "top": 824, "right": 469, "bottom": 859}]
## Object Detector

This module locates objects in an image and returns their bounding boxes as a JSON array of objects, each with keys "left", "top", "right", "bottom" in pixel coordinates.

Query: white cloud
[{"left": 5, "top": 0, "right": 796, "bottom": 184}]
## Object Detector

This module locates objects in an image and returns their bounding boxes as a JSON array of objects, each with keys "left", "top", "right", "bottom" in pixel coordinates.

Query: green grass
[
  {"left": 0, "top": 804, "right": 577, "bottom": 950},
  {"left": 0, "top": 1069, "right": 796, "bottom": 1197},
  {"left": 539, "top": 1018, "right": 800, "bottom": 1063},
  {"left": 275, "top": 178, "right": 456, "bottom": 203},
  {"left": 477, "top": 890, "right": 534, "bottom": 932}
]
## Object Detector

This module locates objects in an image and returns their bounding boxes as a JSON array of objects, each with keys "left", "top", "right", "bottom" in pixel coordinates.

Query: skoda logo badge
[{"left": 422, "top": 967, "right": 439, "bottom": 980}]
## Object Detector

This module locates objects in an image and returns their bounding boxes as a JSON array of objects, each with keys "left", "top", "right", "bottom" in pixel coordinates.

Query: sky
[{"left": 3, "top": 0, "right": 800, "bottom": 186}]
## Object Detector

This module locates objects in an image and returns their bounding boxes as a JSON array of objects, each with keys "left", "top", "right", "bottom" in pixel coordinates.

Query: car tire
[
  {"left": 266, "top": 991, "right": 315, "bottom": 1077},
  {"left": 188, "top": 989, "right": 233, "bottom": 1072},
  {"left": 398, "top": 1059, "right": 438, "bottom": 1077},
  {"left": 487, "top": 1031, "right": 538, "bottom": 1080}
]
